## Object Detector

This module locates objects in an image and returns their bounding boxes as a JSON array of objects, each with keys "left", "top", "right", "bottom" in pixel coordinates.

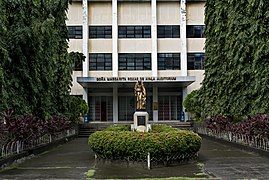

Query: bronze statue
[{"left": 134, "top": 81, "right": 146, "bottom": 110}]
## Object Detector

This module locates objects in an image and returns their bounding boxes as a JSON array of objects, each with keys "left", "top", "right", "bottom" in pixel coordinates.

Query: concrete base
[{"left": 132, "top": 111, "right": 151, "bottom": 132}]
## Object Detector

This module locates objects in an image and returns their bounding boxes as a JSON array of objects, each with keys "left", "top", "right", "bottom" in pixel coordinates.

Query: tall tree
[
  {"left": 0, "top": 0, "right": 73, "bottom": 118},
  {"left": 199, "top": 0, "right": 269, "bottom": 117}
]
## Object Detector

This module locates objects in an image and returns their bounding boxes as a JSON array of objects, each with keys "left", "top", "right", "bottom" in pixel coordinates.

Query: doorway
[{"left": 88, "top": 96, "right": 113, "bottom": 122}]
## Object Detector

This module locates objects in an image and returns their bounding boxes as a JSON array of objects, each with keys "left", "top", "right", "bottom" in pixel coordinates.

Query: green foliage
[
  {"left": 150, "top": 124, "right": 177, "bottom": 133},
  {"left": 198, "top": 0, "right": 269, "bottom": 117},
  {"left": 183, "top": 90, "right": 202, "bottom": 121},
  {"left": 88, "top": 126, "right": 202, "bottom": 162},
  {"left": 86, "top": 169, "right": 95, "bottom": 179},
  {"left": 104, "top": 124, "right": 131, "bottom": 132},
  {"left": 66, "top": 96, "right": 88, "bottom": 123},
  {"left": 69, "top": 51, "right": 85, "bottom": 70},
  {"left": 0, "top": 0, "right": 76, "bottom": 118}
]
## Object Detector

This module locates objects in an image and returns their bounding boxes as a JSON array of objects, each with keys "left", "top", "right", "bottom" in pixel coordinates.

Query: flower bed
[
  {"left": 204, "top": 114, "right": 269, "bottom": 139},
  {"left": 88, "top": 125, "right": 202, "bottom": 164},
  {"left": 0, "top": 110, "right": 78, "bottom": 160},
  {"left": 0, "top": 110, "right": 73, "bottom": 145}
]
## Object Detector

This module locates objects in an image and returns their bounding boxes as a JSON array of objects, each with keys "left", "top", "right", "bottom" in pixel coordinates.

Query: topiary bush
[
  {"left": 150, "top": 124, "right": 177, "bottom": 133},
  {"left": 88, "top": 125, "right": 202, "bottom": 164},
  {"left": 103, "top": 124, "right": 130, "bottom": 132}
]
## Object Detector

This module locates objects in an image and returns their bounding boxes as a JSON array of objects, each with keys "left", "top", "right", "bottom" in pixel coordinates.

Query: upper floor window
[
  {"left": 119, "top": 53, "right": 151, "bottom": 70},
  {"left": 187, "top": 53, "right": 205, "bottom": 70},
  {"left": 67, "top": 26, "right": 82, "bottom": 39},
  {"left": 158, "top": 53, "right": 181, "bottom": 70},
  {"left": 89, "top": 26, "right": 112, "bottom": 39},
  {"left": 157, "top": 25, "right": 180, "bottom": 38},
  {"left": 118, "top": 26, "right": 151, "bottom": 38},
  {"left": 89, "top": 53, "right": 112, "bottom": 71},
  {"left": 187, "top": 25, "right": 205, "bottom": 38}
]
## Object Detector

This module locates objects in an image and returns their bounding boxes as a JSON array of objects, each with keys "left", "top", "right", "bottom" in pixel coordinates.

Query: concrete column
[
  {"left": 182, "top": 87, "right": 188, "bottom": 121},
  {"left": 151, "top": 0, "right": 158, "bottom": 77},
  {"left": 153, "top": 86, "right": 158, "bottom": 122},
  {"left": 112, "top": 0, "right": 118, "bottom": 77},
  {"left": 83, "top": 88, "right": 88, "bottom": 104},
  {"left": 113, "top": 86, "right": 118, "bottom": 123},
  {"left": 82, "top": 0, "right": 89, "bottom": 103},
  {"left": 180, "top": 0, "right": 187, "bottom": 76},
  {"left": 82, "top": 0, "right": 89, "bottom": 77}
]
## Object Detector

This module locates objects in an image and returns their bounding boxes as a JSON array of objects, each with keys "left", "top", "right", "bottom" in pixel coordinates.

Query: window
[
  {"left": 187, "top": 53, "right": 205, "bottom": 70},
  {"left": 89, "top": 53, "right": 112, "bottom": 70},
  {"left": 67, "top": 26, "right": 82, "bottom": 39},
  {"left": 158, "top": 53, "right": 181, "bottom": 70},
  {"left": 119, "top": 53, "right": 151, "bottom": 70},
  {"left": 118, "top": 26, "right": 151, "bottom": 38},
  {"left": 89, "top": 26, "right": 112, "bottom": 39},
  {"left": 157, "top": 25, "right": 180, "bottom": 38},
  {"left": 187, "top": 25, "right": 205, "bottom": 38}
]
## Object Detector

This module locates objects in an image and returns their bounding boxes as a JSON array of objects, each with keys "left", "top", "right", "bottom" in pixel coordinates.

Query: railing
[
  {"left": 196, "top": 127, "right": 269, "bottom": 152},
  {"left": 0, "top": 129, "right": 77, "bottom": 159}
]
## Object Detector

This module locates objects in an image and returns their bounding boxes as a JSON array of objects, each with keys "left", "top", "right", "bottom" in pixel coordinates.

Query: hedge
[{"left": 88, "top": 125, "right": 202, "bottom": 163}]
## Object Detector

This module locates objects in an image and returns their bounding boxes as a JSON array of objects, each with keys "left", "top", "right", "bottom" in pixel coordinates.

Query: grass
[{"left": 86, "top": 169, "right": 95, "bottom": 179}]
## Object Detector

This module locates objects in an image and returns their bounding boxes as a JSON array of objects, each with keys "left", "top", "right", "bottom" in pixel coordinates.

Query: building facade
[{"left": 67, "top": 0, "right": 205, "bottom": 122}]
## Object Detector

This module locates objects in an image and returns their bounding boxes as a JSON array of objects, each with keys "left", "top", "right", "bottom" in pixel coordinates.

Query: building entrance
[
  {"left": 101, "top": 101, "right": 107, "bottom": 122},
  {"left": 118, "top": 95, "right": 153, "bottom": 121},
  {"left": 158, "top": 95, "right": 182, "bottom": 121},
  {"left": 89, "top": 96, "right": 113, "bottom": 122}
]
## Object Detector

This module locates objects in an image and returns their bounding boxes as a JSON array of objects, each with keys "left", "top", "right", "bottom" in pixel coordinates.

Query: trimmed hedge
[
  {"left": 104, "top": 124, "right": 130, "bottom": 132},
  {"left": 88, "top": 125, "right": 202, "bottom": 163},
  {"left": 150, "top": 124, "right": 178, "bottom": 133}
]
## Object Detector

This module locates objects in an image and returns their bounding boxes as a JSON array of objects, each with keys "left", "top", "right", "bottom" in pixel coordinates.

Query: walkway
[
  {"left": 0, "top": 137, "right": 268, "bottom": 179},
  {"left": 0, "top": 138, "right": 93, "bottom": 179}
]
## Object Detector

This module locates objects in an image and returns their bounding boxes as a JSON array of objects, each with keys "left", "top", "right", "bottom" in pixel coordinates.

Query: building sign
[{"left": 96, "top": 77, "right": 177, "bottom": 82}]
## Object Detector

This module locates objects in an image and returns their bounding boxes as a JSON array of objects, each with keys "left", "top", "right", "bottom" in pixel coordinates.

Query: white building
[{"left": 67, "top": 0, "right": 205, "bottom": 123}]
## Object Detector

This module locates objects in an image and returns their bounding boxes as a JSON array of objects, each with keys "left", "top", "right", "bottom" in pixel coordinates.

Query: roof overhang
[{"left": 77, "top": 76, "right": 195, "bottom": 88}]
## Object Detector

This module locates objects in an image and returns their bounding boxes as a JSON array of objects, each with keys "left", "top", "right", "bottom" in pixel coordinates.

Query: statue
[{"left": 134, "top": 81, "right": 146, "bottom": 110}]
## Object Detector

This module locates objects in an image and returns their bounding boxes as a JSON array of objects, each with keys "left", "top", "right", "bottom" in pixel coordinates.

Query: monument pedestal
[{"left": 132, "top": 111, "right": 151, "bottom": 132}]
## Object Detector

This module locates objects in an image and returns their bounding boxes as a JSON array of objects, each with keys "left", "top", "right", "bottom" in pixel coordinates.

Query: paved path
[
  {"left": 199, "top": 138, "right": 269, "bottom": 179},
  {"left": 0, "top": 137, "right": 268, "bottom": 179},
  {"left": 0, "top": 138, "right": 93, "bottom": 179}
]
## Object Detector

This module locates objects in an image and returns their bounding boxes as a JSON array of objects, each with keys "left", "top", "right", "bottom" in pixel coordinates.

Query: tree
[
  {"left": 183, "top": 90, "right": 202, "bottom": 121},
  {"left": 199, "top": 0, "right": 269, "bottom": 117},
  {"left": 0, "top": 0, "right": 74, "bottom": 119}
]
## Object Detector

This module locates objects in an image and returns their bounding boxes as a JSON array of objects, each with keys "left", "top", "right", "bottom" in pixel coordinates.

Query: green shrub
[
  {"left": 151, "top": 124, "right": 177, "bottom": 133},
  {"left": 88, "top": 126, "right": 202, "bottom": 163},
  {"left": 104, "top": 124, "right": 131, "bottom": 132},
  {"left": 183, "top": 90, "right": 203, "bottom": 121},
  {"left": 66, "top": 96, "right": 88, "bottom": 123}
]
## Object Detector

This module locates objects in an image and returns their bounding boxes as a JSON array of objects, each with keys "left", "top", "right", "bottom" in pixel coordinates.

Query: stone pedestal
[{"left": 132, "top": 111, "right": 151, "bottom": 132}]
